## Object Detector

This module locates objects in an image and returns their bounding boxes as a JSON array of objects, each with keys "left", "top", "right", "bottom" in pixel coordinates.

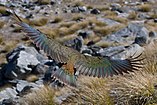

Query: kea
[{"left": 12, "top": 12, "right": 143, "bottom": 87}]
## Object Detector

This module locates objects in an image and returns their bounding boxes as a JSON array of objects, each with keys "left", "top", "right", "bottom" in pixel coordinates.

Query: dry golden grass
[
  {"left": 88, "top": 18, "right": 107, "bottom": 27},
  {"left": 3, "top": 41, "right": 18, "bottom": 52},
  {"left": 95, "top": 41, "right": 113, "bottom": 48},
  {"left": 21, "top": 86, "right": 56, "bottom": 105},
  {"left": 138, "top": 4, "right": 152, "bottom": 12},
  {"left": 0, "top": 35, "right": 4, "bottom": 45},
  {"left": 104, "top": 10, "right": 117, "bottom": 16},
  {"left": 0, "top": 6, "right": 10, "bottom": 16},
  {"left": 26, "top": 75, "right": 39, "bottom": 82},
  {"left": 30, "top": 17, "right": 48, "bottom": 26},
  {"left": 93, "top": 24, "right": 125, "bottom": 36},
  {"left": 128, "top": 11, "right": 137, "bottom": 20},
  {"left": 72, "top": 14, "right": 84, "bottom": 21},
  {"left": 53, "top": 16, "right": 63, "bottom": 23},
  {"left": 37, "top": 0, "right": 51, "bottom": 5},
  {"left": 59, "top": 22, "right": 75, "bottom": 28},
  {"left": 109, "top": 71, "right": 157, "bottom": 105},
  {"left": 62, "top": 76, "right": 113, "bottom": 105},
  {"left": 0, "top": 20, "right": 5, "bottom": 29},
  {"left": 105, "top": 15, "right": 128, "bottom": 24}
]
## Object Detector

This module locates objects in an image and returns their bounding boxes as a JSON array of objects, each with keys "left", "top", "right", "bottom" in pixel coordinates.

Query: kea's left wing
[{"left": 74, "top": 54, "right": 143, "bottom": 77}]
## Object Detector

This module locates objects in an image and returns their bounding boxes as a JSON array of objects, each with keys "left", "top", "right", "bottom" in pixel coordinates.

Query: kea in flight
[{"left": 13, "top": 12, "right": 143, "bottom": 87}]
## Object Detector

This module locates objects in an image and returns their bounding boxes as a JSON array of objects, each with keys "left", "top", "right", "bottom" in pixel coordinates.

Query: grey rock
[
  {"left": 33, "top": 64, "right": 48, "bottom": 75},
  {"left": 99, "top": 44, "right": 144, "bottom": 59},
  {"left": 16, "top": 80, "right": 40, "bottom": 93},
  {"left": 64, "top": 36, "right": 83, "bottom": 52},
  {"left": 149, "top": 31, "right": 157, "bottom": 38},
  {"left": 71, "top": 6, "right": 87, "bottom": 13},
  {"left": 154, "top": 19, "right": 157, "bottom": 23},
  {"left": 0, "top": 87, "right": 18, "bottom": 102},
  {"left": 138, "top": 13, "right": 151, "bottom": 19},
  {"left": 111, "top": 3, "right": 123, "bottom": 13},
  {"left": 4, "top": 45, "right": 47, "bottom": 79},
  {"left": 102, "top": 22, "right": 149, "bottom": 46},
  {"left": 90, "top": 8, "right": 100, "bottom": 14},
  {"left": 1, "top": 98, "right": 16, "bottom": 105},
  {"left": 97, "top": 17, "right": 120, "bottom": 26}
]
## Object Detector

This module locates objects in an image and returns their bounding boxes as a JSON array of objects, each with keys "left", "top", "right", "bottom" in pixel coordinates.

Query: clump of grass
[
  {"left": 138, "top": 4, "right": 152, "bottom": 12},
  {"left": 72, "top": 15, "right": 84, "bottom": 21},
  {"left": 26, "top": 75, "right": 38, "bottom": 82},
  {"left": 39, "top": 27, "right": 60, "bottom": 39},
  {"left": 109, "top": 71, "right": 157, "bottom": 105},
  {"left": 104, "top": 10, "right": 117, "bottom": 16},
  {"left": 3, "top": 41, "right": 18, "bottom": 52},
  {"left": 31, "top": 17, "right": 48, "bottom": 26},
  {"left": 62, "top": 76, "right": 113, "bottom": 105},
  {"left": 105, "top": 15, "right": 128, "bottom": 24},
  {"left": 0, "top": 35, "right": 4, "bottom": 45},
  {"left": 68, "top": 21, "right": 89, "bottom": 35},
  {"left": 59, "top": 22, "right": 75, "bottom": 28},
  {"left": 93, "top": 24, "right": 125, "bottom": 36},
  {"left": 53, "top": 16, "right": 63, "bottom": 23},
  {"left": 0, "top": 20, "right": 5, "bottom": 29},
  {"left": 74, "top": 1, "right": 85, "bottom": 6},
  {"left": 37, "top": 0, "right": 51, "bottom": 5},
  {"left": 88, "top": 18, "right": 107, "bottom": 27},
  {"left": 0, "top": 6, "right": 11, "bottom": 16},
  {"left": 128, "top": 11, "right": 137, "bottom": 20},
  {"left": 95, "top": 41, "right": 113, "bottom": 48},
  {"left": 21, "top": 86, "right": 56, "bottom": 105}
]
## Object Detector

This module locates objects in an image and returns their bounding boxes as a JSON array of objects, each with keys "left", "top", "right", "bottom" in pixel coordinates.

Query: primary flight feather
[{"left": 13, "top": 12, "right": 143, "bottom": 87}]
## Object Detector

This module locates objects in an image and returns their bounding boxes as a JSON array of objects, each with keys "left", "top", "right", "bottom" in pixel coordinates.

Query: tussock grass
[
  {"left": 59, "top": 22, "right": 75, "bottom": 28},
  {"left": 62, "top": 76, "right": 113, "bottom": 105},
  {"left": 95, "top": 41, "right": 113, "bottom": 48},
  {"left": 93, "top": 24, "right": 125, "bottom": 36},
  {"left": 0, "top": 35, "right": 4, "bottom": 45},
  {"left": 21, "top": 86, "right": 55, "bottom": 105},
  {"left": 0, "top": 6, "right": 10, "bottom": 16},
  {"left": 109, "top": 71, "right": 157, "bottom": 105},
  {"left": 0, "top": 20, "right": 5, "bottom": 29},
  {"left": 37, "top": 0, "right": 51, "bottom": 5},
  {"left": 138, "top": 4, "right": 152, "bottom": 12},
  {"left": 104, "top": 10, "right": 117, "bottom": 16},
  {"left": 53, "top": 16, "right": 63, "bottom": 23},
  {"left": 26, "top": 75, "right": 38, "bottom": 82},
  {"left": 72, "top": 14, "right": 84, "bottom": 21},
  {"left": 88, "top": 18, "right": 107, "bottom": 27},
  {"left": 3, "top": 41, "right": 18, "bottom": 52},
  {"left": 105, "top": 15, "right": 128, "bottom": 24},
  {"left": 39, "top": 27, "right": 60, "bottom": 39},
  {"left": 128, "top": 11, "right": 137, "bottom": 20},
  {"left": 31, "top": 17, "right": 48, "bottom": 26}
]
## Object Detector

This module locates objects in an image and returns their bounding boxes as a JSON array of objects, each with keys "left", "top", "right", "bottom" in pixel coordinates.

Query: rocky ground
[{"left": 0, "top": 0, "right": 157, "bottom": 104}]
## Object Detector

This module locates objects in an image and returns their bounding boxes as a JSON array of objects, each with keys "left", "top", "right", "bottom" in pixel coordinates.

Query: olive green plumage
[{"left": 13, "top": 12, "right": 143, "bottom": 87}]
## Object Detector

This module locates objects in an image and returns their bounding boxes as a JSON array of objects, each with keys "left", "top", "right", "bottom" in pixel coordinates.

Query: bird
[{"left": 12, "top": 12, "right": 143, "bottom": 87}]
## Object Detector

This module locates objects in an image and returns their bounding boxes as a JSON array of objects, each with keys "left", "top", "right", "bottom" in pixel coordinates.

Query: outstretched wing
[
  {"left": 75, "top": 54, "right": 143, "bottom": 77},
  {"left": 13, "top": 12, "right": 79, "bottom": 64},
  {"left": 13, "top": 12, "right": 79, "bottom": 86}
]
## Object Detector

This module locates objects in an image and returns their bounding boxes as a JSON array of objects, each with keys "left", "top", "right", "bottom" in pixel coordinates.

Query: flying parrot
[{"left": 13, "top": 12, "right": 143, "bottom": 87}]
